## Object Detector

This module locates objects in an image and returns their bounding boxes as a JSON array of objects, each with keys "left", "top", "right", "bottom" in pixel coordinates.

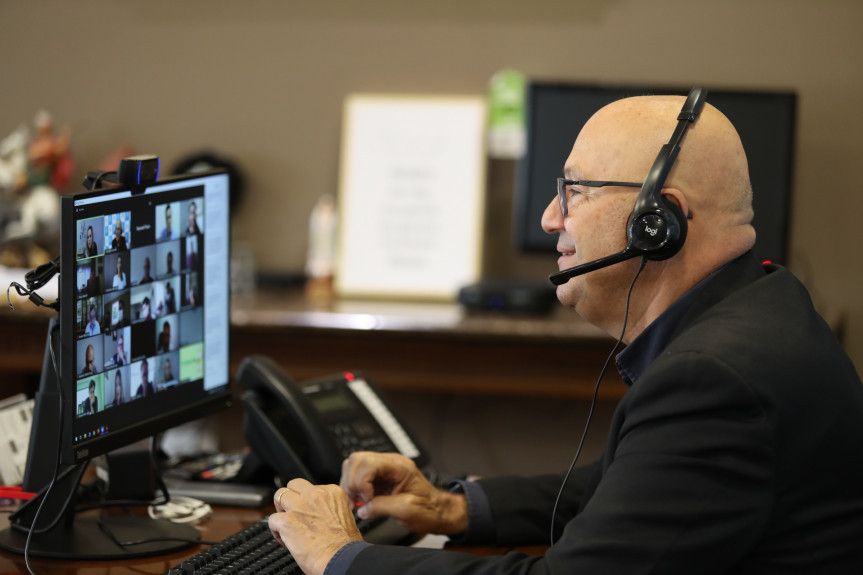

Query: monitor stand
[
  {"left": 0, "top": 463, "right": 200, "bottom": 560},
  {"left": 0, "top": 319, "right": 199, "bottom": 561}
]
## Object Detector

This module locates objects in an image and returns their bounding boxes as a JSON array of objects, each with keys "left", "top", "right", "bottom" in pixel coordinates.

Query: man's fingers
[
  {"left": 274, "top": 478, "right": 313, "bottom": 511},
  {"left": 340, "top": 452, "right": 418, "bottom": 505},
  {"left": 356, "top": 494, "right": 407, "bottom": 521},
  {"left": 274, "top": 487, "right": 295, "bottom": 512},
  {"left": 340, "top": 453, "right": 382, "bottom": 503},
  {"left": 287, "top": 477, "right": 313, "bottom": 494}
]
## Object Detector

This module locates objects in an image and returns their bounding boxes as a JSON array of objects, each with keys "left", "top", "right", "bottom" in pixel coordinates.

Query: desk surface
[
  {"left": 0, "top": 504, "right": 266, "bottom": 575},
  {"left": 0, "top": 503, "right": 545, "bottom": 574}
]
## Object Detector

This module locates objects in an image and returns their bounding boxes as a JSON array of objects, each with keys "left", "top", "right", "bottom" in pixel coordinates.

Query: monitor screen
[
  {"left": 515, "top": 83, "right": 797, "bottom": 265},
  {"left": 61, "top": 170, "right": 232, "bottom": 464}
]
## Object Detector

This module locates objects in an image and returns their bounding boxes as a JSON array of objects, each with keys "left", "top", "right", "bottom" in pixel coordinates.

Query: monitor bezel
[{"left": 59, "top": 170, "right": 232, "bottom": 465}]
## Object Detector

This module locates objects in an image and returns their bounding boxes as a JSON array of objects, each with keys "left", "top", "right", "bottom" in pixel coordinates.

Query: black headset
[{"left": 549, "top": 87, "right": 708, "bottom": 286}]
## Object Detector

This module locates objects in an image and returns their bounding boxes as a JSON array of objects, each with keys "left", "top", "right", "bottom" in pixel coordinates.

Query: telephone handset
[{"left": 236, "top": 355, "right": 429, "bottom": 485}]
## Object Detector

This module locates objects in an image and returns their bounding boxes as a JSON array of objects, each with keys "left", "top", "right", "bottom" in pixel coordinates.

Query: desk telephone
[{"left": 237, "top": 355, "right": 429, "bottom": 484}]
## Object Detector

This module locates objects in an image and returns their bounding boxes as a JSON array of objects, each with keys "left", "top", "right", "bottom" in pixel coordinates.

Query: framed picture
[{"left": 335, "top": 94, "right": 487, "bottom": 300}]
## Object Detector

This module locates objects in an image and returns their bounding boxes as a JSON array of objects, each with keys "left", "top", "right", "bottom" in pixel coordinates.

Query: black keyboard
[
  {"left": 166, "top": 518, "right": 299, "bottom": 575},
  {"left": 166, "top": 515, "right": 408, "bottom": 574}
]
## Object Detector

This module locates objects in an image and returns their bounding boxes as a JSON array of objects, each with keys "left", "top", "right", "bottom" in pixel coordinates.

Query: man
[
  {"left": 80, "top": 344, "right": 98, "bottom": 376},
  {"left": 110, "top": 333, "right": 127, "bottom": 366},
  {"left": 162, "top": 357, "right": 176, "bottom": 386},
  {"left": 111, "top": 220, "right": 128, "bottom": 251},
  {"left": 267, "top": 94, "right": 863, "bottom": 574},
  {"left": 135, "top": 360, "right": 155, "bottom": 398},
  {"left": 159, "top": 204, "right": 173, "bottom": 239},
  {"left": 82, "top": 380, "right": 98, "bottom": 414},
  {"left": 139, "top": 256, "right": 154, "bottom": 284},
  {"left": 84, "top": 303, "right": 100, "bottom": 336}
]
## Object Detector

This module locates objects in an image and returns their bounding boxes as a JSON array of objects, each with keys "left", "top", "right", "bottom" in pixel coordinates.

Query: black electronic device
[
  {"left": 118, "top": 154, "right": 161, "bottom": 187},
  {"left": 458, "top": 279, "right": 557, "bottom": 314},
  {"left": 549, "top": 88, "right": 705, "bottom": 286},
  {"left": 236, "top": 355, "right": 429, "bottom": 485},
  {"left": 0, "top": 169, "right": 233, "bottom": 561},
  {"left": 516, "top": 82, "right": 796, "bottom": 266},
  {"left": 165, "top": 513, "right": 413, "bottom": 575}
]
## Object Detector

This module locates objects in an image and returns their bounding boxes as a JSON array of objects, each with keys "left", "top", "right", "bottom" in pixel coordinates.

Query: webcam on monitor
[{"left": 82, "top": 154, "right": 161, "bottom": 191}]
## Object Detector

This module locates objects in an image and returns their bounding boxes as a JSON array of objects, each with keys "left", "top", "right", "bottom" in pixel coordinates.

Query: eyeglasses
[{"left": 556, "top": 178, "right": 642, "bottom": 217}]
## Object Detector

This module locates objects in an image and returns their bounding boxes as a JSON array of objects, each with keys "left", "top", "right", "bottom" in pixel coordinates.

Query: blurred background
[{"left": 2, "top": 0, "right": 862, "bottom": 475}]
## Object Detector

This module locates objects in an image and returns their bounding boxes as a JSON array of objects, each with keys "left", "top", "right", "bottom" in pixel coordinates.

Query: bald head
[{"left": 574, "top": 95, "right": 755, "bottom": 232}]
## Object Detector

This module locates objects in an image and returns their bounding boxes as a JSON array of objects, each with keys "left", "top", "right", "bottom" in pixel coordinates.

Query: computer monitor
[
  {"left": 0, "top": 170, "right": 232, "bottom": 560},
  {"left": 515, "top": 83, "right": 797, "bottom": 265}
]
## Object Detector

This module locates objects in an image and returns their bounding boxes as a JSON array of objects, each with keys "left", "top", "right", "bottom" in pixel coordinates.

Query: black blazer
[{"left": 349, "top": 254, "right": 863, "bottom": 574}]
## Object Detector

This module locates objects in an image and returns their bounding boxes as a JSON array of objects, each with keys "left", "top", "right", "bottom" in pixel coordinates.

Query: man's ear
[{"left": 661, "top": 188, "right": 691, "bottom": 220}]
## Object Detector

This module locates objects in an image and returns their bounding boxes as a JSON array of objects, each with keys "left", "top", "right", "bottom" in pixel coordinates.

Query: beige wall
[{"left": 2, "top": 0, "right": 862, "bottom": 367}]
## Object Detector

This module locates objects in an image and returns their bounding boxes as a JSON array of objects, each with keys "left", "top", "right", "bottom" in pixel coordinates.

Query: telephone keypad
[{"left": 329, "top": 422, "right": 395, "bottom": 458}]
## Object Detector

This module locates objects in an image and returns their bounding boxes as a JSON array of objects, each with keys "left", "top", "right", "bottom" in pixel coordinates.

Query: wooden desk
[
  {"left": 1, "top": 288, "right": 626, "bottom": 401},
  {"left": 0, "top": 504, "right": 267, "bottom": 575},
  {"left": 0, "top": 503, "right": 546, "bottom": 574}
]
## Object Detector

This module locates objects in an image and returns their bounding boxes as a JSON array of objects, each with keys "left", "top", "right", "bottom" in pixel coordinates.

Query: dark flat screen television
[{"left": 515, "top": 83, "right": 797, "bottom": 265}]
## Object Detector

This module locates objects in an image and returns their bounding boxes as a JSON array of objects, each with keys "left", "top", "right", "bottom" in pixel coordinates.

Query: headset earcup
[
  {"left": 628, "top": 198, "right": 687, "bottom": 261},
  {"left": 651, "top": 198, "right": 687, "bottom": 260}
]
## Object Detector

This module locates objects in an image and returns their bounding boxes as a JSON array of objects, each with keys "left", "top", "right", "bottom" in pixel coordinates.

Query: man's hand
[
  {"left": 268, "top": 478, "right": 363, "bottom": 575},
  {"left": 340, "top": 452, "right": 469, "bottom": 536}
]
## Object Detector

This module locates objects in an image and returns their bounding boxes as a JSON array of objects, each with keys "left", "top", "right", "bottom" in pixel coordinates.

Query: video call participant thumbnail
[
  {"left": 82, "top": 299, "right": 101, "bottom": 337},
  {"left": 111, "top": 252, "right": 129, "bottom": 291},
  {"left": 156, "top": 241, "right": 179, "bottom": 279},
  {"left": 82, "top": 379, "right": 99, "bottom": 414},
  {"left": 156, "top": 316, "right": 176, "bottom": 354},
  {"left": 107, "top": 214, "right": 130, "bottom": 252},
  {"left": 131, "top": 245, "right": 157, "bottom": 285},
  {"left": 133, "top": 358, "right": 156, "bottom": 398},
  {"left": 77, "top": 377, "right": 103, "bottom": 417},
  {"left": 157, "top": 202, "right": 179, "bottom": 241},
  {"left": 78, "top": 217, "right": 103, "bottom": 258},
  {"left": 185, "top": 199, "right": 203, "bottom": 235},
  {"left": 108, "top": 367, "right": 128, "bottom": 408},
  {"left": 77, "top": 340, "right": 101, "bottom": 377},
  {"left": 103, "top": 291, "right": 130, "bottom": 330},
  {"left": 131, "top": 206, "right": 156, "bottom": 247},
  {"left": 105, "top": 327, "right": 130, "bottom": 368},
  {"left": 179, "top": 307, "right": 203, "bottom": 348},
  {"left": 160, "top": 353, "right": 179, "bottom": 388},
  {"left": 76, "top": 258, "right": 103, "bottom": 299},
  {"left": 182, "top": 272, "right": 199, "bottom": 308},
  {"left": 130, "top": 318, "right": 157, "bottom": 361}
]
